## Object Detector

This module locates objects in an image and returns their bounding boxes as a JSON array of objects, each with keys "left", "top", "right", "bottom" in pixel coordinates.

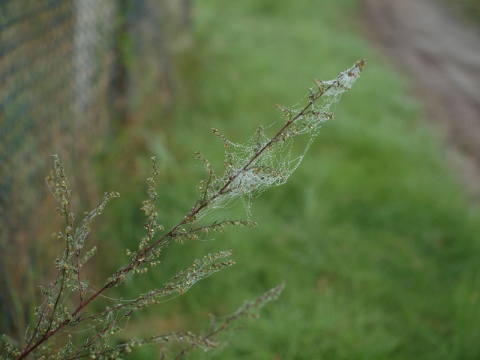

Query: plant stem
[{"left": 17, "top": 60, "right": 365, "bottom": 359}]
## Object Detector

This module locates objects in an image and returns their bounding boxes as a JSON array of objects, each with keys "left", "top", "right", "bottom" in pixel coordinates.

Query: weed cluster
[{"left": 1, "top": 60, "right": 365, "bottom": 359}]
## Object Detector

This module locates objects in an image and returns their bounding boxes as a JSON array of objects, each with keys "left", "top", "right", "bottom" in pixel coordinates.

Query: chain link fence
[{"left": 0, "top": 0, "right": 191, "bottom": 342}]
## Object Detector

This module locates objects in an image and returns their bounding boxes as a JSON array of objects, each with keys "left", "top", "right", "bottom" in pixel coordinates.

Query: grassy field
[
  {"left": 97, "top": 0, "right": 480, "bottom": 358},
  {"left": 445, "top": 0, "right": 480, "bottom": 22}
]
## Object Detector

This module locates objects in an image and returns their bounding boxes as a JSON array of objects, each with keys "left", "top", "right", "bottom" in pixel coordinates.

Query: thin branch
[{"left": 16, "top": 60, "right": 365, "bottom": 359}]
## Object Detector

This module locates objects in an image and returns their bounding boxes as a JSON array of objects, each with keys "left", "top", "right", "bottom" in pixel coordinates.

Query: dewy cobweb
[{"left": 196, "top": 60, "right": 365, "bottom": 219}]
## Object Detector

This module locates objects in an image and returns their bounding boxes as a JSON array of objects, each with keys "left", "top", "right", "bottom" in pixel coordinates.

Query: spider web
[{"left": 200, "top": 61, "right": 364, "bottom": 218}]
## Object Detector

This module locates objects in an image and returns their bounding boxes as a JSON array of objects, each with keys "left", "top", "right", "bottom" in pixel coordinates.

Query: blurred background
[{"left": 1, "top": 0, "right": 480, "bottom": 358}]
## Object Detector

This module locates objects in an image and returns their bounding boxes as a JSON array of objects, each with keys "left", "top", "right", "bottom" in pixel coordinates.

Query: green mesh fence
[{"left": 0, "top": 0, "right": 191, "bottom": 341}]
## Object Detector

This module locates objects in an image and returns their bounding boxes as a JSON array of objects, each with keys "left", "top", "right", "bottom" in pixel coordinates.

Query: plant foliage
[{"left": 1, "top": 60, "right": 365, "bottom": 359}]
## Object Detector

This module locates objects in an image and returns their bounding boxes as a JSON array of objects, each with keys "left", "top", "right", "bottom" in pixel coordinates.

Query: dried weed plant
[{"left": 1, "top": 60, "right": 365, "bottom": 359}]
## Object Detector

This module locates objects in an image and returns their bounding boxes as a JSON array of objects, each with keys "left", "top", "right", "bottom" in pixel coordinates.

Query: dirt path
[{"left": 361, "top": 0, "right": 480, "bottom": 196}]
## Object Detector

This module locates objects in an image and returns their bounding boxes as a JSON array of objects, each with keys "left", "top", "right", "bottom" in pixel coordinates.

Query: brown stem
[
  {"left": 18, "top": 88, "right": 315, "bottom": 360},
  {"left": 17, "top": 61, "right": 364, "bottom": 359}
]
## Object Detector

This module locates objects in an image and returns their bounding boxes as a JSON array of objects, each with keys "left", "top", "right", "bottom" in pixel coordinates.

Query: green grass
[
  {"left": 444, "top": 0, "right": 480, "bottom": 23},
  {"left": 98, "top": 0, "right": 480, "bottom": 358}
]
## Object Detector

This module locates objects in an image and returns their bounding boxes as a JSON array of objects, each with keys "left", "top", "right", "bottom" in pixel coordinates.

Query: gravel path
[{"left": 361, "top": 0, "right": 480, "bottom": 196}]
